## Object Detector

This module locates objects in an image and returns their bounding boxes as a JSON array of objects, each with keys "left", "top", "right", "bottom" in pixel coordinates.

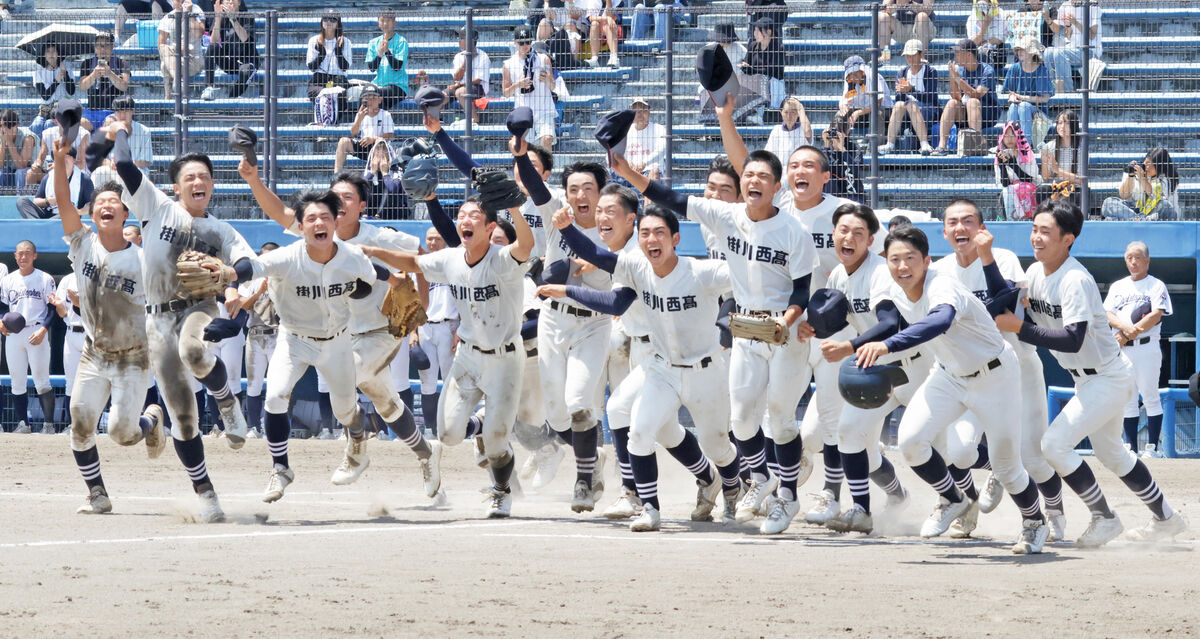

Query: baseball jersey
[
  {"left": 781, "top": 193, "right": 880, "bottom": 290},
  {"left": 418, "top": 243, "right": 526, "bottom": 350},
  {"left": 65, "top": 228, "right": 146, "bottom": 351},
  {"left": 615, "top": 252, "right": 730, "bottom": 366},
  {"left": 56, "top": 272, "right": 84, "bottom": 330},
  {"left": 825, "top": 251, "right": 895, "bottom": 336},
  {"left": 122, "top": 182, "right": 255, "bottom": 306},
  {"left": 426, "top": 281, "right": 460, "bottom": 322},
  {"left": 611, "top": 235, "right": 651, "bottom": 338},
  {"left": 0, "top": 268, "right": 56, "bottom": 329},
  {"left": 249, "top": 240, "right": 378, "bottom": 339},
  {"left": 932, "top": 248, "right": 1034, "bottom": 356},
  {"left": 541, "top": 200, "right": 614, "bottom": 312},
  {"left": 238, "top": 277, "right": 278, "bottom": 329},
  {"left": 512, "top": 185, "right": 561, "bottom": 260},
  {"left": 686, "top": 196, "right": 815, "bottom": 313},
  {"left": 1025, "top": 256, "right": 1121, "bottom": 371},
  {"left": 888, "top": 271, "right": 1006, "bottom": 377},
  {"left": 1104, "top": 274, "right": 1172, "bottom": 341}
]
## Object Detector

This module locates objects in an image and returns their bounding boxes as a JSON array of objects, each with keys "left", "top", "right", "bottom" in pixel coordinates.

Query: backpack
[{"left": 957, "top": 128, "right": 988, "bottom": 156}]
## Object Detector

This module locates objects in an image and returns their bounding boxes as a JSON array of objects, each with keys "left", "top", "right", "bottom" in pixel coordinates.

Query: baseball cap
[
  {"left": 806, "top": 289, "right": 850, "bottom": 339},
  {"left": 594, "top": 109, "right": 637, "bottom": 166},
  {"left": 630, "top": 97, "right": 649, "bottom": 109},
  {"left": 360, "top": 84, "right": 380, "bottom": 98},
  {"left": 415, "top": 85, "right": 446, "bottom": 118},
  {"left": 902, "top": 39, "right": 923, "bottom": 56},
  {"left": 1013, "top": 34, "right": 1042, "bottom": 54},
  {"left": 506, "top": 106, "right": 534, "bottom": 138},
  {"left": 695, "top": 43, "right": 739, "bottom": 108},
  {"left": 513, "top": 26, "right": 533, "bottom": 44},
  {"left": 952, "top": 38, "right": 978, "bottom": 57}
]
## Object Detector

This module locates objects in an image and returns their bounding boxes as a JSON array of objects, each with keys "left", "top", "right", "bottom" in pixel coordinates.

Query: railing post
[
  {"left": 663, "top": 5, "right": 674, "bottom": 183},
  {"left": 181, "top": 10, "right": 190, "bottom": 153},
  {"left": 463, "top": 7, "right": 475, "bottom": 201},
  {"left": 1079, "top": 0, "right": 1091, "bottom": 216},
  {"left": 267, "top": 10, "right": 279, "bottom": 190},
  {"left": 173, "top": 10, "right": 183, "bottom": 157},
  {"left": 867, "top": 2, "right": 880, "bottom": 209}
]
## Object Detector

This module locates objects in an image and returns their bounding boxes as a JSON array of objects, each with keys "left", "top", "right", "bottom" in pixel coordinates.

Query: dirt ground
[{"left": 0, "top": 433, "right": 1196, "bottom": 638}]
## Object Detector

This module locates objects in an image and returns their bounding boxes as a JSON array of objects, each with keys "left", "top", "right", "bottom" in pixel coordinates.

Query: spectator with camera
[
  {"left": 157, "top": 0, "right": 206, "bottom": 100},
  {"left": 366, "top": 10, "right": 411, "bottom": 110},
  {"left": 878, "top": 39, "right": 938, "bottom": 156},
  {"left": 200, "top": 0, "right": 258, "bottom": 100},
  {"left": 878, "top": 0, "right": 935, "bottom": 62},
  {"left": 0, "top": 109, "right": 36, "bottom": 190},
  {"left": 837, "top": 55, "right": 893, "bottom": 138},
  {"left": 334, "top": 85, "right": 395, "bottom": 175},
  {"left": 1003, "top": 35, "right": 1053, "bottom": 149},
  {"left": 934, "top": 39, "right": 998, "bottom": 156},
  {"left": 503, "top": 26, "right": 557, "bottom": 150},
  {"left": 1102, "top": 148, "right": 1180, "bottom": 221},
  {"left": 820, "top": 117, "right": 864, "bottom": 201},
  {"left": 363, "top": 144, "right": 410, "bottom": 220},
  {"left": 306, "top": 10, "right": 353, "bottom": 123},
  {"left": 87, "top": 97, "right": 152, "bottom": 187},
  {"left": 79, "top": 33, "right": 130, "bottom": 131}
]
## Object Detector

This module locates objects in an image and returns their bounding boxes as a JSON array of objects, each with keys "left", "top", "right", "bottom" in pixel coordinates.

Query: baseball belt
[
  {"left": 470, "top": 342, "right": 518, "bottom": 355},
  {"left": 957, "top": 357, "right": 1002, "bottom": 379},
  {"left": 549, "top": 300, "right": 594, "bottom": 318},
  {"left": 146, "top": 298, "right": 202, "bottom": 315},
  {"left": 1122, "top": 336, "right": 1152, "bottom": 347}
]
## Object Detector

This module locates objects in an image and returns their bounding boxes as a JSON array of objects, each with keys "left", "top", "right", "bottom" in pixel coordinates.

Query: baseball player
[
  {"left": 230, "top": 242, "right": 279, "bottom": 437},
  {"left": 361, "top": 183, "right": 536, "bottom": 519},
  {"left": 612, "top": 148, "right": 817, "bottom": 535},
  {"left": 1104, "top": 241, "right": 1172, "bottom": 458},
  {"left": 992, "top": 200, "right": 1186, "bottom": 546},
  {"left": 240, "top": 163, "right": 443, "bottom": 500},
  {"left": 931, "top": 199, "right": 1066, "bottom": 540},
  {"left": 416, "top": 226, "right": 459, "bottom": 438},
  {"left": 1, "top": 240, "right": 57, "bottom": 434},
  {"left": 51, "top": 271, "right": 85, "bottom": 429},
  {"left": 205, "top": 290, "right": 248, "bottom": 439},
  {"left": 542, "top": 205, "right": 744, "bottom": 530},
  {"left": 855, "top": 225, "right": 1049, "bottom": 554},
  {"left": 50, "top": 137, "right": 165, "bottom": 514}
]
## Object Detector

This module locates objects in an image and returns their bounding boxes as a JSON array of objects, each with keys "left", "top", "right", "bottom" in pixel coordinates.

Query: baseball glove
[
  {"left": 176, "top": 250, "right": 233, "bottom": 299},
  {"left": 381, "top": 277, "right": 427, "bottom": 338},
  {"left": 729, "top": 312, "right": 788, "bottom": 345},
  {"left": 472, "top": 167, "right": 527, "bottom": 212}
]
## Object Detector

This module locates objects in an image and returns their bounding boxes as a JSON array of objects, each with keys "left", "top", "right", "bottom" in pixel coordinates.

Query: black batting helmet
[{"left": 838, "top": 358, "right": 909, "bottom": 409}]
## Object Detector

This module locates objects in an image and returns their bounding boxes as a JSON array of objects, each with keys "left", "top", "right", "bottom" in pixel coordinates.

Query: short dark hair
[
  {"left": 887, "top": 215, "right": 912, "bottom": 231},
  {"left": 944, "top": 198, "right": 983, "bottom": 225},
  {"left": 884, "top": 224, "right": 929, "bottom": 257},
  {"left": 90, "top": 180, "right": 126, "bottom": 211},
  {"left": 639, "top": 205, "right": 679, "bottom": 236},
  {"left": 379, "top": 9, "right": 396, "bottom": 21},
  {"left": 527, "top": 144, "right": 554, "bottom": 173},
  {"left": 95, "top": 32, "right": 114, "bottom": 44},
  {"left": 1, "top": 109, "right": 18, "bottom": 128},
  {"left": 832, "top": 202, "right": 880, "bottom": 236},
  {"left": 123, "top": 224, "right": 141, "bottom": 236},
  {"left": 16, "top": 240, "right": 36, "bottom": 253},
  {"left": 707, "top": 156, "right": 741, "bottom": 195},
  {"left": 292, "top": 189, "right": 342, "bottom": 223},
  {"left": 330, "top": 171, "right": 371, "bottom": 204},
  {"left": 789, "top": 145, "right": 830, "bottom": 173},
  {"left": 495, "top": 218, "right": 517, "bottom": 243},
  {"left": 168, "top": 152, "right": 214, "bottom": 185},
  {"left": 461, "top": 194, "right": 497, "bottom": 223},
  {"left": 260, "top": 241, "right": 278, "bottom": 251},
  {"left": 744, "top": 149, "right": 782, "bottom": 183},
  {"left": 600, "top": 183, "right": 639, "bottom": 215},
  {"left": 1034, "top": 199, "right": 1083, "bottom": 242},
  {"left": 561, "top": 161, "right": 608, "bottom": 190}
]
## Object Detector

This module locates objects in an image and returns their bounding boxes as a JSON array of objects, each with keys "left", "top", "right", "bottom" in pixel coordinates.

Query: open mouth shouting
[
  {"left": 792, "top": 176, "right": 811, "bottom": 195},
  {"left": 190, "top": 188, "right": 207, "bottom": 203},
  {"left": 954, "top": 233, "right": 971, "bottom": 248},
  {"left": 838, "top": 243, "right": 857, "bottom": 259},
  {"left": 597, "top": 222, "right": 613, "bottom": 242},
  {"left": 745, "top": 185, "right": 765, "bottom": 204}
]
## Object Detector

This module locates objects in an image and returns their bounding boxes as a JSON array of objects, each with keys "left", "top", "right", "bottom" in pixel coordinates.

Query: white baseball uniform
[
  {"left": 56, "top": 272, "right": 87, "bottom": 398},
  {"left": 417, "top": 280, "right": 460, "bottom": 394},
  {"left": 240, "top": 277, "right": 278, "bottom": 399},
  {"left": 1104, "top": 274, "right": 1172, "bottom": 419},
  {"left": 1, "top": 267, "right": 57, "bottom": 398},
  {"left": 211, "top": 298, "right": 246, "bottom": 402}
]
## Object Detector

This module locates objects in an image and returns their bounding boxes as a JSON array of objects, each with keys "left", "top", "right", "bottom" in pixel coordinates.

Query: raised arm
[
  {"left": 610, "top": 153, "right": 689, "bottom": 217},
  {"left": 238, "top": 156, "right": 297, "bottom": 229},
  {"left": 716, "top": 98, "right": 749, "bottom": 174},
  {"left": 427, "top": 113, "right": 482, "bottom": 177},
  {"left": 51, "top": 139, "right": 83, "bottom": 236},
  {"left": 360, "top": 245, "right": 422, "bottom": 273},
  {"left": 427, "top": 197, "right": 461, "bottom": 247}
]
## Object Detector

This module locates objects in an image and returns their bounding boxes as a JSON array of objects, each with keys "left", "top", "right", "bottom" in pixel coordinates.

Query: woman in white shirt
[
  {"left": 34, "top": 44, "right": 75, "bottom": 106},
  {"left": 764, "top": 96, "right": 812, "bottom": 165},
  {"left": 966, "top": 0, "right": 1009, "bottom": 72},
  {"left": 306, "top": 10, "right": 354, "bottom": 118}
]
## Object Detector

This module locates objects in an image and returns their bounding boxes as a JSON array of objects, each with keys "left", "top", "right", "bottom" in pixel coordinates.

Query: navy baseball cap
[
  {"left": 806, "top": 288, "right": 850, "bottom": 339},
  {"left": 410, "top": 342, "right": 432, "bottom": 371},
  {"left": 594, "top": 109, "right": 636, "bottom": 166},
  {"left": 228, "top": 124, "right": 258, "bottom": 164},
  {"left": 415, "top": 85, "right": 446, "bottom": 119},
  {"left": 984, "top": 285, "right": 1020, "bottom": 318},
  {"left": 695, "top": 43, "right": 739, "bottom": 108},
  {"left": 54, "top": 99, "right": 83, "bottom": 152},
  {"left": 506, "top": 106, "right": 534, "bottom": 138},
  {"left": 1130, "top": 299, "right": 1153, "bottom": 324}
]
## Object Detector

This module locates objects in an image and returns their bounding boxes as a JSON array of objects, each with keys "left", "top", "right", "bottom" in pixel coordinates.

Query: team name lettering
[
  {"left": 159, "top": 227, "right": 218, "bottom": 256},
  {"left": 448, "top": 284, "right": 500, "bottom": 302},
  {"left": 1109, "top": 293, "right": 1150, "bottom": 310},
  {"left": 641, "top": 291, "right": 698, "bottom": 313},
  {"left": 708, "top": 248, "right": 726, "bottom": 261},
  {"left": 1029, "top": 298, "right": 1062, "bottom": 319},
  {"left": 851, "top": 297, "right": 870, "bottom": 314},
  {"left": 725, "top": 237, "right": 789, "bottom": 265},
  {"left": 811, "top": 233, "right": 835, "bottom": 250},
  {"left": 294, "top": 281, "right": 357, "bottom": 299},
  {"left": 80, "top": 261, "right": 138, "bottom": 294},
  {"left": 970, "top": 289, "right": 987, "bottom": 302}
]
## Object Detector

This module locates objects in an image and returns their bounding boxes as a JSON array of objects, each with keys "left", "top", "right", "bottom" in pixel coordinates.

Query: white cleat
[
  {"left": 474, "top": 435, "right": 489, "bottom": 468},
  {"left": 570, "top": 479, "right": 597, "bottom": 513},
  {"left": 419, "top": 440, "right": 443, "bottom": 498},
  {"left": 142, "top": 405, "right": 166, "bottom": 460},
  {"left": 735, "top": 474, "right": 780, "bottom": 523},
  {"left": 978, "top": 472, "right": 1004, "bottom": 513},
  {"left": 795, "top": 454, "right": 814, "bottom": 490},
  {"left": 519, "top": 451, "right": 539, "bottom": 482},
  {"left": 530, "top": 444, "right": 565, "bottom": 490},
  {"left": 804, "top": 489, "right": 840, "bottom": 525},
  {"left": 484, "top": 488, "right": 512, "bottom": 519},
  {"left": 331, "top": 436, "right": 370, "bottom": 485},
  {"left": 722, "top": 484, "right": 746, "bottom": 524},
  {"left": 76, "top": 486, "right": 112, "bottom": 514},
  {"left": 948, "top": 499, "right": 981, "bottom": 539},
  {"left": 1076, "top": 513, "right": 1124, "bottom": 548},
  {"left": 592, "top": 449, "right": 607, "bottom": 503},
  {"left": 826, "top": 505, "right": 873, "bottom": 534},
  {"left": 1046, "top": 507, "right": 1067, "bottom": 542},
  {"left": 760, "top": 497, "right": 801, "bottom": 535},
  {"left": 197, "top": 489, "right": 226, "bottom": 523},
  {"left": 630, "top": 504, "right": 661, "bottom": 532},
  {"left": 262, "top": 463, "right": 294, "bottom": 503},
  {"left": 691, "top": 477, "right": 722, "bottom": 522},
  {"left": 1140, "top": 444, "right": 1164, "bottom": 459},
  {"left": 602, "top": 488, "right": 642, "bottom": 520},
  {"left": 1126, "top": 511, "right": 1187, "bottom": 543},
  {"left": 920, "top": 497, "right": 972, "bottom": 538},
  {"left": 216, "top": 397, "right": 248, "bottom": 450},
  {"left": 883, "top": 486, "right": 910, "bottom": 514},
  {"left": 13, "top": 420, "right": 30, "bottom": 434},
  {"left": 1013, "top": 518, "right": 1050, "bottom": 554}
]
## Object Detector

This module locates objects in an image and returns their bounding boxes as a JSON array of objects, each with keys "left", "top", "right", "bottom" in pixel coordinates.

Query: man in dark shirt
[
  {"left": 16, "top": 145, "right": 94, "bottom": 219},
  {"left": 79, "top": 33, "right": 131, "bottom": 131}
]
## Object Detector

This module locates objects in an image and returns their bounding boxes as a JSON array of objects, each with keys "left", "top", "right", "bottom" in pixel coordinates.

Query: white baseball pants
[
  {"left": 146, "top": 301, "right": 221, "bottom": 441},
  {"left": 438, "top": 343, "right": 524, "bottom": 465},
  {"left": 63, "top": 328, "right": 85, "bottom": 395},
  {"left": 266, "top": 329, "right": 358, "bottom": 426},
  {"left": 69, "top": 343, "right": 151, "bottom": 451},
  {"left": 417, "top": 319, "right": 458, "bottom": 393},
  {"left": 1123, "top": 340, "right": 1164, "bottom": 418},
  {"left": 1042, "top": 356, "right": 1138, "bottom": 478},
  {"left": 538, "top": 307, "right": 611, "bottom": 432},
  {"left": 244, "top": 328, "right": 276, "bottom": 398},
  {"left": 629, "top": 355, "right": 736, "bottom": 468},
  {"left": 729, "top": 334, "right": 811, "bottom": 445},
  {"left": 6, "top": 324, "right": 51, "bottom": 396}
]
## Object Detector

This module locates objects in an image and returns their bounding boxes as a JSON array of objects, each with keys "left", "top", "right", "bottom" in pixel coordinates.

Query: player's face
[
  {"left": 1125, "top": 249, "right": 1149, "bottom": 278},
  {"left": 1030, "top": 213, "right": 1072, "bottom": 264},
  {"left": 740, "top": 160, "right": 780, "bottom": 210},
  {"left": 942, "top": 204, "right": 982, "bottom": 254},
  {"left": 456, "top": 203, "right": 492, "bottom": 250},
  {"left": 832, "top": 214, "right": 871, "bottom": 267},
  {"left": 331, "top": 181, "right": 365, "bottom": 223},
  {"left": 122, "top": 226, "right": 141, "bottom": 246},
  {"left": 595, "top": 194, "right": 635, "bottom": 248},
  {"left": 298, "top": 203, "right": 337, "bottom": 250},
  {"left": 704, "top": 172, "right": 739, "bottom": 203},
  {"left": 490, "top": 227, "right": 510, "bottom": 246},
  {"left": 425, "top": 228, "right": 446, "bottom": 252},
  {"left": 638, "top": 216, "right": 678, "bottom": 266},
  {"left": 886, "top": 240, "right": 929, "bottom": 296},
  {"left": 91, "top": 190, "right": 129, "bottom": 230},
  {"left": 565, "top": 171, "right": 600, "bottom": 226},
  {"left": 14, "top": 245, "right": 35, "bottom": 271},
  {"left": 786, "top": 147, "right": 829, "bottom": 203},
  {"left": 175, "top": 161, "right": 213, "bottom": 215}
]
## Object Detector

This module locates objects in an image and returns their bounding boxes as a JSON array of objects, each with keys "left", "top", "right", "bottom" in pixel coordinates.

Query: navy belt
[
  {"left": 672, "top": 356, "right": 713, "bottom": 369},
  {"left": 1069, "top": 367, "right": 1099, "bottom": 377},
  {"left": 961, "top": 357, "right": 1001, "bottom": 378},
  {"left": 1123, "top": 336, "right": 1152, "bottom": 347},
  {"left": 70, "top": 325, "right": 85, "bottom": 333},
  {"left": 146, "top": 298, "right": 201, "bottom": 314},
  {"left": 633, "top": 334, "right": 650, "bottom": 343},
  {"left": 472, "top": 342, "right": 517, "bottom": 355},
  {"left": 549, "top": 300, "right": 594, "bottom": 318}
]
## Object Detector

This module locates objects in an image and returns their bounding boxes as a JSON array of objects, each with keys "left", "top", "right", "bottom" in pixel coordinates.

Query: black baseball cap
[
  {"left": 953, "top": 38, "right": 979, "bottom": 57},
  {"left": 695, "top": 43, "right": 739, "bottom": 107},
  {"left": 507, "top": 106, "right": 534, "bottom": 138},
  {"left": 806, "top": 288, "right": 850, "bottom": 338},
  {"left": 514, "top": 26, "right": 533, "bottom": 44},
  {"left": 594, "top": 109, "right": 636, "bottom": 166}
]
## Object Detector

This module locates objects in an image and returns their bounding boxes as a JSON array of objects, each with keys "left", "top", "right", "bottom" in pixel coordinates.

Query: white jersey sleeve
[{"left": 1026, "top": 257, "right": 1121, "bottom": 370}]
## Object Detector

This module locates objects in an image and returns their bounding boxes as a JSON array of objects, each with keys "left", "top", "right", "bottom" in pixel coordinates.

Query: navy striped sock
[
  {"left": 610, "top": 427, "right": 637, "bottom": 492},
  {"left": 716, "top": 459, "right": 742, "bottom": 489},
  {"left": 822, "top": 443, "right": 843, "bottom": 495},
  {"left": 491, "top": 454, "right": 515, "bottom": 493},
  {"left": 911, "top": 449, "right": 962, "bottom": 503},
  {"left": 972, "top": 444, "right": 990, "bottom": 470},
  {"left": 173, "top": 435, "right": 212, "bottom": 493},
  {"left": 948, "top": 465, "right": 979, "bottom": 501},
  {"left": 773, "top": 437, "right": 803, "bottom": 501},
  {"left": 735, "top": 430, "right": 770, "bottom": 481},
  {"left": 869, "top": 457, "right": 904, "bottom": 496},
  {"left": 730, "top": 432, "right": 752, "bottom": 482},
  {"left": 1120, "top": 459, "right": 1173, "bottom": 520},
  {"left": 1012, "top": 477, "right": 1044, "bottom": 521},
  {"left": 1037, "top": 474, "right": 1064, "bottom": 510},
  {"left": 572, "top": 424, "right": 598, "bottom": 485},
  {"left": 1123, "top": 416, "right": 1140, "bottom": 449},
  {"left": 629, "top": 452, "right": 660, "bottom": 510},
  {"left": 198, "top": 360, "right": 231, "bottom": 402},
  {"left": 841, "top": 450, "right": 871, "bottom": 513},
  {"left": 388, "top": 406, "right": 431, "bottom": 458},
  {"left": 72, "top": 446, "right": 104, "bottom": 490},
  {"left": 665, "top": 429, "right": 713, "bottom": 484},
  {"left": 265, "top": 411, "right": 290, "bottom": 468},
  {"left": 1061, "top": 461, "right": 1113, "bottom": 518}
]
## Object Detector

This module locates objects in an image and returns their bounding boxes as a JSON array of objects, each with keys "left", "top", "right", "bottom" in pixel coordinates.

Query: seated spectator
[
  {"left": 878, "top": 0, "right": 935, "bottom": 62},
  {"left": 115, "top": 0, "right": 170, "bottom": 44},
  {"left": 738, "top": 17, "right": 787, "bottom": 125},
  {"left": 502, "top": 26, "right": 557, "bottom": 150},
  {"left": 364, "top": 145, "right": 410, "bottom": 220},
  {"left": 631, "top": 0, "right": 686, "bottom": 43},
  {"left": 89, "top": 97, "right": 152, "bottom": 187},
  {"left": 1045, "top": 0, "right": 1100, "bottom": 93},
  {"left": 334, "top": 86, "right": 394, "bottom": 175},
  {"left": 0, "top": 109, "right": 36, "bottom": 189},
  {"left": 573, "top": 0, "right": 620, "bottom": 69},
  {"left": 446, "top": 26, "right": 490, "bottom": 124},
  {"left": 764, "top": 96, "right": 812, "bottom": 164},
  {"left": 1102, "top": 148, "right": 1180, "bottom": 221},
  {"left": 746, "top": 0, "right": 787, "bottom": 40},
  {"left": 966, "top": 0, "right": 1009, "bottom": 73},
  {"left": 16, "top": 144, "right": 93, "bottom": 219},
  {"left": 993, "top": 121, "right": 1041, "bottom": 220},
  {"left": 837, "top": 55, "right": 893, "bottom": 137},
  {"left": 201, "top": 0, "right": 257, "bottom": 100},
  {"left": 878, "top": 39, "right": 938, "bottom": 155},
  {"left": 79, "top": 33, "right": 130, "bottom": 131},
  {"left": 1037, "top": 109, "right": 1086, "bottom": 207},
  {"left": 158, "top": 0, "right": 206, "bottom": 100},
  {"left": 307, "top": 10, "right": 353, "bottom": 122},
  {"left": 934, "top": 39, "right": 999, "bottom": 155},
  {"left": 366, "top": 11, "right": 411, "bottom": 110},
  {"left": 1003, "top": 35, "right": 1053, "bottom": 149},
  {"left": 33, "top": 114, "right": 89, "bottom": 179},
  {"left": 624, "top": 98, "right": 666, "bottom": 180},
  {"left": 34, "top": 44, "right": 76, "bottom": 114}
]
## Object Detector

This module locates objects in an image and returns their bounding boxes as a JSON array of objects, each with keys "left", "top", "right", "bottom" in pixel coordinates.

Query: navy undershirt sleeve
[
  {"left": 564, "top": 285, "right": 636, "bottom": 316},
  {"left": 1018, "top": 320, "right": 1086, "bottom": 352},
  {"left": 232, "top": 257, "right": 254, "bottom": 284},
  {"left": 112, "top": 129, "right": 143, "bottom": 194},
  {"left": 882, "top": 303, "right": 956, "bottom": 353},
  {"left": 433, "top": 129, "right": 482, "bottom": 177},
  {"left": 849, "top": 300, "right": 902, "bottom": 349},
  {"left": 559, "top": 224, "right": 618, "bottom": 274},
  {"left": 541, "top": 258, "right": 570, "bottom": 285},
  {"left": 982, "top": 261, "right": 1015, "bottom": 296},
  {"left": 788, "top": 275, "right": 811, "bottom": 312},
  {"left": 642, "top": 180, "right": 690, "bottom": 217},
  {"left": 427, "top": 198, "right": 461, "bottom": 247},
  {"left": 515, "top": 153, "right": 552, "bottom": 206},
  {"left": 520, "top": 309, "right": 539, "bottom": 341}
]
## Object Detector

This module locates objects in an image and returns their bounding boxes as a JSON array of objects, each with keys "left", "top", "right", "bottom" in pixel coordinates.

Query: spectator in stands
[
  {"left": 764, "top": 96, "right": 812, "bottom": 164},
  {"left": 0, "top": 109, "right": 36, "bottom": 189},
  {"left": 16, "top": 145, "right": 93, "bottom": 219},
  {"left": 993, "top": 120, "right": 1041, "bottom": 219},
  {"left": 123, "top": 224, "right": 142, "bottom": 246},
  {"left": 364, "top": 146, "right": 409, "bottom": 220},
  {"left": 837, "top": 55, "right": 893, "bottom": 138},
  {"left": 1024, "top": 0, "right": 1058, "bottom": 49},
  {"left": 115, "top": 0, "right": 170, "bottom": 44},
  {"left": 966, "top": 0, "right": 1008, "bottom": 73},
  {"left": 366, "top": 11, "right": 411, "bottom": 110},
  {"left": 878, "top": 39, "right": 938, "bottom": 156},
  {"left": 34, "top": 44, "right": 76, "bottom": 113},
  {"left": 34, "top": 112, "right": 89, "bottom": 177},
  {"left": 739, "top": 17, "right": 787, "bottom": 125},
  {"left": 746, "top": 0, "right": 787, "bottom": 41},
  {"left": 1045, "top": 0, "right": 1101, "bottom": 94},
  {"left": 446, "top": 26, "right": 490, "bottom": 124},
  {"left": 334, "top": 85, "right": 394, "bottom": 175},
  {"left": 79, "top": 33, "right": 130, "bottom": 131},
  {"left": 158, "top": 0, "right": 206, "bottom": 100},
  {"left": 934, "top": 39, "right": 998, "bottom": 155},
  {"left": 820, "top": 116, "right": 864, "bottom": 201},
  {"left": 503, "top": 26, "right": 557, "bottom": 150},
  {"left": 307, "top": 10, "right": 353, "bottom": 122},
  {"left": 1038, "top": 109, "right": 1086, "bottom": 207},
  {"left": 631, "top": 0, "right": 686, "bottom": 44},
  {"left": 697, "top": 23, "right": 747, "bottom": 125},
  {"left": 878, "top": 0, "right": 935, "bottom": 63},
  {"left": 200, "top": 0, "right": 257, "bottom": 100},
  {"left": 1003, "top": 35, "right": 1053, "bottom": 149},
  {"left": 572, "top": 0, "right": 621, "bottom": 69},
  {"left": 89, "top": 98, "right": 152, "bottom": 186},
  {"left": 1102, "top": 148, "right": 1180, "bottom": 221},
  {"left": 623, "top": 98, "right": 666, "bottom": 180}
]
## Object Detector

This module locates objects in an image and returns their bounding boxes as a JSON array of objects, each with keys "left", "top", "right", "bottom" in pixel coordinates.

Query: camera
[{"left": 1125, "top": 161, "right": 1139, "bottom": 175}]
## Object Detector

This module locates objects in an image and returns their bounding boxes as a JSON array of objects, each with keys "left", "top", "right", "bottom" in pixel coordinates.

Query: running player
[{"left": 231, "top": 242, "right": 278, "bottom": 437}]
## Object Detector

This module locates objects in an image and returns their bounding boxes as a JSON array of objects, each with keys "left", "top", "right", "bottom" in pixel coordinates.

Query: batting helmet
[
  {"left": 1130, "top": 299, "right": 1153, "bottom": 324},
  {"left": 838, "top": 358, "right": 909, "bottom": 409},
  {"left": 402, "top": 156, "right": 439, "bottom": 201}
]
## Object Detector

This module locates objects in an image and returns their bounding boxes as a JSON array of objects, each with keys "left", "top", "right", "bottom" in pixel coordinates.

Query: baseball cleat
[
  {"left": 691, "top": 476, "right": 721, "bottom": 522},
  {"left": 978, "top": 472, "right": 1004, "bottom": 514},
  {"left": 630, "top": 504, "right": 661, "bottom": 532},
  {"left": 804, "top": 489, "right": 840, "bottom": 525},
  {"left": 795, "top": 454, "right": 814, "bottom": 489},
  {"left": 570, "top": 479, "right": 597, "bottom": 513},
  {"left": 474, "top": 436, "right": 489, "bottom": 468},
  {"left": 1076, "top": 513, "right": 1124, "bottom": 548},
  {"left": 530, "top": 444, "right": 565, "bottom": 490},
  {"left": 143, "top": 405, "right": 166, "bottom": 460},
  {"left": 420, "top": 440, "right": 443, "bottom": 498},
  {"left": 948, "top": 499, "right": 981, "bottom": 538},
  {"left": 519, "top": 451, "right": 539, "bottom": 482},
  {"left": 197, "top": 489, "right": 226, "bottom": 523},
  {"left": 76, "top": 485, "right": 112, "bottom": 515},
  {"left": 760, "top": 497, "right": 801, "bottom": 535},
  {"left": 1012, "top": 518, "right": 1050, "bottom": 554},
  {"left": 602, "top": 488, "right": 642, "bottom": 520},
  {"left": 735, "top": 474, "right": 779, "bottom": 523},
  {"left": 216, "top": 397, "right": 248, "bottom": 450},
  {"left": 331, "top": 437, "right": 370, "bottom": 485},
  {"left": 484, "top": 488, "right": 512, "bottom": 519},
  {"left": 883, "top": 486, "right": 910, "bottom": 514},
  {"left": 263, "top": 463, "right": 294, "bottom": 503},
  {"left": 1126, "top": 511, "right": 1187, "bottom": 542},
  {"left": 722, "top": 484, "right": 745, "bottom": 524},
  {"left": 920, "top": 497, "right": 972, "bottom": 538},
  {"left": 1046, "top": 507, "right": 1067, "bottom": 542},
  {"left": 826, "top": 505, "right": 873, "bottom": 534},
  {"left": 13, "top": 420, "right": 30, "bottom": 434},
  {"left": 592, "top": 449, "right": 607, "bottom": 503}
]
